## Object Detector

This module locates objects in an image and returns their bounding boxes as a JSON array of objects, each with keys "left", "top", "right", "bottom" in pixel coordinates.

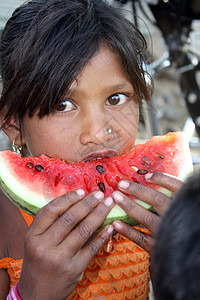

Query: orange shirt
[{"left": 0, "top": 210, "right": 150, "bottom": 300}]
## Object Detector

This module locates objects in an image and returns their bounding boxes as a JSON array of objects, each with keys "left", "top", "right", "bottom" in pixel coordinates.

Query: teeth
[{"left": 86, "top": 157, "right": 102, "bottom": 162}]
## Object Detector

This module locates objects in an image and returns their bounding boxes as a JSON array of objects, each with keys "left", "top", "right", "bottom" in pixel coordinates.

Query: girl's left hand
[{"left": 112, "top": 172, "right": 183, "bottom": 255}]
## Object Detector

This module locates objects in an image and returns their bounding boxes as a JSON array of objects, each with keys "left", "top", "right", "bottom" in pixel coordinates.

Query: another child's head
[
  {"left": 0, "top": 0, "right": 152, "bottom": 162},
  {"left": 154, "top": 171, "right": 200, "bottom": 300}
]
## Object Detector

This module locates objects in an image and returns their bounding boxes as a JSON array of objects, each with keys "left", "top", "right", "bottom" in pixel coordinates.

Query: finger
[
  {"left": 112, "top": 220, "right": 155, "bottom": 254},
  {"left": 29, "top": 189, "right": 85, "bottom": 235},
  {"left": 118, "top": 181, "right": 171, "bottom": 215},
  {"left": 145, "top": 172, "right": 183, "bottom": 193},
  {"left": 112, "top": 191, "right": 160, "bottom": 233},
  {"left": 43, "top": 191, "right": 104, "bottom": 245},
  {"left": 76, "top": 225, "right": 114, "bottom": 270},
  {"left": 61, "top": 197, "right": 114, "bottom": 253}
]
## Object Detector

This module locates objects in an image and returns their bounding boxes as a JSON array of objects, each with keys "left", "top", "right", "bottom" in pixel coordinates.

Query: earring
[
  {"left": 107, "top": 128, "right": 112, "bottom": 134},
  {"left": 12, "top": 139, "right": 22, "bottom": 155}
]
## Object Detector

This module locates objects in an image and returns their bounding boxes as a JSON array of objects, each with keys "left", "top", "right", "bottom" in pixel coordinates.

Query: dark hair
[
  {"left": 154, "top": 171, "right": 200, "bottom": 300},
  {"left": 0, "top": 0, "right": 152, "bottom": 125}
]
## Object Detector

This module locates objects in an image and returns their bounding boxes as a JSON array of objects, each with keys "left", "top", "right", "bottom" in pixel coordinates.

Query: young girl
[{"left": 0, "top": 0, "right": 183, "bottom": 299}]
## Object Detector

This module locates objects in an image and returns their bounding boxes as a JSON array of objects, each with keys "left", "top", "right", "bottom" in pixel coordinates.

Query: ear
[{"left": 0, "top": 105, "right": 25, "bottom": 147}]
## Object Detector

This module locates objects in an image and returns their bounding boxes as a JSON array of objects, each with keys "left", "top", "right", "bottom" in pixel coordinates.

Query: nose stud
[{"left": 107, "top": 128, "right": 112, "bottom": 134}]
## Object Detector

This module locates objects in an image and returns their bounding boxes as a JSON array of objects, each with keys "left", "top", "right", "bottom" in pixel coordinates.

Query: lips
[{"left": 81, "top": 150, "right": 118, "bottom": 162}]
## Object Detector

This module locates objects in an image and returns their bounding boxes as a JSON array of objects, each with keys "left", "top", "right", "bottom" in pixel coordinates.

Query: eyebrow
[
  {"left": 70, "top": 81, "right": 133, "bottom": 93},
  {"left": 64, "top": 80, "right": 134, "bottom": 101},
  {"left": 108, "top": 82, "right": 133, "bottom": 90},
  {"left": 102, "top": 82, "right": 135, "bottom": 96}
]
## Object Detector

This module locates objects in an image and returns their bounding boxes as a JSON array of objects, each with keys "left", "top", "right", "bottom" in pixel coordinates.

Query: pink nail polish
[
  {"left": 113, "top": 220, "right": 122, "bottom": 230},
  {"left": 77, "top": 189, "right": 85, "bottom": 197},
  {"left": 145, "top": 173, "right": 153, "bottom": 180},
  {"left": 106, "top": 225, "right": 114, "bottom": 234},
  {"left": 94, "top": 191, "right": 104, "bottom": 200},
  {"left": 104, "top": 197, "right": 113, "bottom": 207},
  {"left": 113, "top": 192, "right": 123, "bottom": 202},
  {"left": 118, "top": 180, "right": 130, "bottom": 189}
]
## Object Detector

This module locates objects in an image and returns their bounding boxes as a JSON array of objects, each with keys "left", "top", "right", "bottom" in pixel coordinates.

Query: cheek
[
  {"left": 119, "top": 102, "right": 139, "bottom": 135},
  {"left": 113, "top": 103, "right": 139, "bottom": 155},
  {"left": 21, "top": 119, "right": 61, "bottom": 155},
  {"left": 22, "top": 123, "right": 51, "bottom": 156},
  {"left": 21, "top": 117, "right": 80, "bottom": 160}
]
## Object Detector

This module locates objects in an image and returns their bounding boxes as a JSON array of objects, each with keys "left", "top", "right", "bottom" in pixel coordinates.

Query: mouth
[{"left": 81, "top": 150, "right": 118, "bottom": 162}]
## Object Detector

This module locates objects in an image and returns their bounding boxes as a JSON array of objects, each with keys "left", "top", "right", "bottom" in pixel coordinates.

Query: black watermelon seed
[
  {"left": 96, "top": 165, "right": 105, "bottom": 174},
  {"left": 137, "top": 169, "right": 148, "bottom": 175},
  {"left": 35, "top": 164, "right": 44, "bottom": 172},
  {"left": 26, "top": 162, "right": 34, "bottom": 169},
  {"left": 142, "top": 156, "right": 150, "bottom": 166},
  {"left": 156, "top": 153, "right": 164, "bottom": 159},
  {"left": 98, "top": 182, "right": 105, "bottom": 192}
]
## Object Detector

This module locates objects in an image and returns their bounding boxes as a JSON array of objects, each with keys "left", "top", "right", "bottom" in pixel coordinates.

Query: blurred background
[
  {"left": 0, "top": 0, "right": 200, "bottom": 170},
  {"left": 0, "top": 0, "right": 24, "bottom": 30},
  {"left": 109, "top": 0, "right": 200, "bottom": 169}
]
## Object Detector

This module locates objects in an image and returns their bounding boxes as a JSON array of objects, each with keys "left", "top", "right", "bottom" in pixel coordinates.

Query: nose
[{"left": 79, "top": 108, "right": 112, "bottom": 145}]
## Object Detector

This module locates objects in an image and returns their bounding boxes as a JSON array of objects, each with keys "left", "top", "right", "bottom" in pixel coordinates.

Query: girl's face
[{"left": 21, "top": 46, "right": 139, "bottom": 163}]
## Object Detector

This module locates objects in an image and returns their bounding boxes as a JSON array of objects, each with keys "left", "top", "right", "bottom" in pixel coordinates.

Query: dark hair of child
[
  {"left": 154, "top": 171, "right": 200, "bottom": 300},
  {"left": 0, "top": 0, "right": 152, "bottom": 127}
]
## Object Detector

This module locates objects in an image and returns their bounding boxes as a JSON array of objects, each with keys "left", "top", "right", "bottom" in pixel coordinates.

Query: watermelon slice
[{"left": 0, "top": 132, "right": 193, "bottom": 227}]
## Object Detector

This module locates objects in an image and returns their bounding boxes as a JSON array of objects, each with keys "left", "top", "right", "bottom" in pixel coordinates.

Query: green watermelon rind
[
  {"left": 0, "top": 178, "right": 39, "bottom": 216},
  {"left": 0, "top": 152, "right": 48, "bottom": 215}
]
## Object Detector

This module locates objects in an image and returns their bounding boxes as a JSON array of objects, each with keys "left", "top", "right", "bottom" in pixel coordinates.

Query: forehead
[{"left": 67, "top": 45, "right": 133, "bottom": 97}]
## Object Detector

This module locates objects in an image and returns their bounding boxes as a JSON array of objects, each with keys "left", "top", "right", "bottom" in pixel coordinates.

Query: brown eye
[
  {"left": 106, "top": 94, "right": 128, "bottom": 106},
  {"left": 56, "top": 100, "right": 76, "bottom": 112}
]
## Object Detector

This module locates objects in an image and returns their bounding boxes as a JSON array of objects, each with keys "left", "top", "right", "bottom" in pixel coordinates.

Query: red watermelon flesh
[{"left": 0, "top": 132, "right": 193, "bottom": 226}]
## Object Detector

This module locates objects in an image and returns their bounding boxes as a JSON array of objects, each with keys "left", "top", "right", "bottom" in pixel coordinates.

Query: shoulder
[{"left": 0, "top": 189, "right": 28, "bottom": 259}]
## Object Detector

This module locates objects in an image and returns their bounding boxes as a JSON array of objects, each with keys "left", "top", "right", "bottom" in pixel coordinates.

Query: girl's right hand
[{"left": 17, "top": 190, "right": 114, "bottom": 300}]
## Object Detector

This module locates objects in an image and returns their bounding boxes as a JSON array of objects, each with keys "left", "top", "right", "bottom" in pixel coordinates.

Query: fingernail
[
  {"left": 113, "top": 220, "right": 122, "bottom": 230},
  {"left": 145, "top": 173, "right": 153, "bottom": 180},
  {"left": 104, "top": 197, "right": 114, "bottom": 207},
  {"left": 113, "top": 191, "right": 124, "bottom": 202},
  {"left": 77, "top": 189, "right": 85, "bottom": 197},
  {"left": 118, "top": 180, "right": 130, "bottom": 189},
  {"left": 101, "top": 225, "right": 114, "bottom": 240},
  {"left": 94, "top": 191, "right": 104, "bottom": 200},
  {"left": 106, "top": 224, "right": 114, "bottom": 234}
]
